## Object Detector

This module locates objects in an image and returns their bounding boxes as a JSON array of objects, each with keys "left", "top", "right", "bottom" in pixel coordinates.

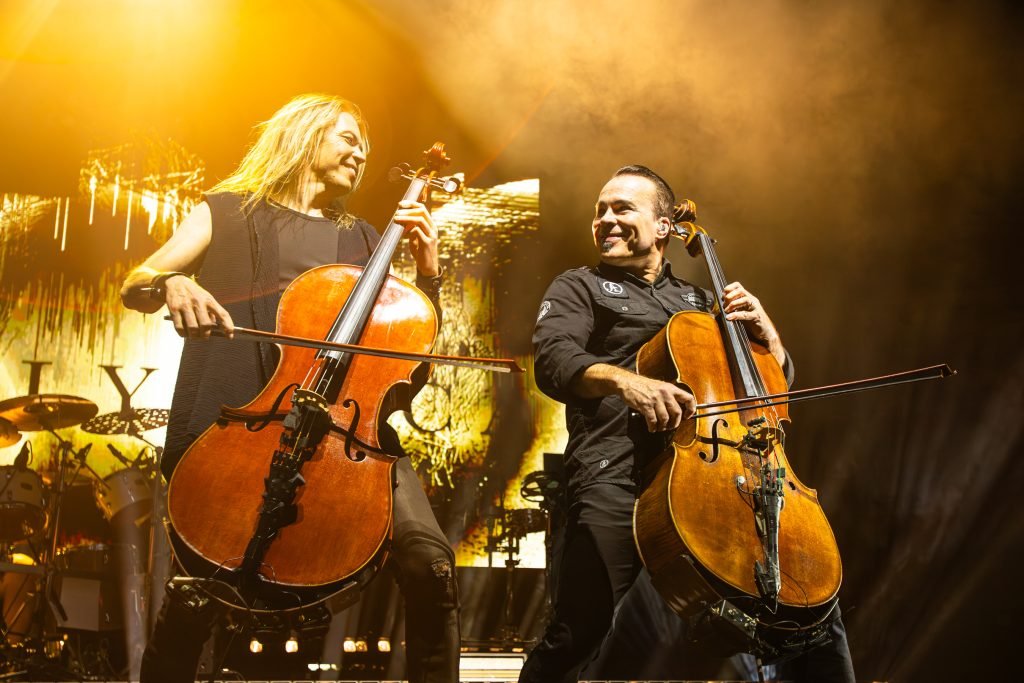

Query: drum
[
  {"left": 53, "top": 543, "right": 123, "bottom": 633},
  {"left": 0, "top": 466, "right": 46, "bottom": 541},
  {"left": 55, "top": 543, "right": 114, "bottom": 575},
  {"left": 94, "top": 468, "right": 152, "bottom": 520}
]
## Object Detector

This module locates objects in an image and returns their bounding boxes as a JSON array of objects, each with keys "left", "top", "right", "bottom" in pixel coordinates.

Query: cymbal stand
[
  {"left": 42, "top": 429, "right": 88, "bottom": 624},
  {"left": 494, "top": 490, "right": 522, "bottom": 645},
  {"left": 499, "top": 528, "right": 522, "bottom": 645}
]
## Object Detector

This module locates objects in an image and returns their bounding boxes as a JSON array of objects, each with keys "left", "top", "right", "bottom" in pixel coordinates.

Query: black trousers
[
  {"left": 519, "top": 482, "right": 856, "bottom": 683},
  {"left": 140, "top": 457, "right": 460, "bottom": 683}
]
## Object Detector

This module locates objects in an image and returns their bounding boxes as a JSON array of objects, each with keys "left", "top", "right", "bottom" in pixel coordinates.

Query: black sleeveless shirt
[{"left": 268, "top": 200, "right": 370, "bottom": 291}]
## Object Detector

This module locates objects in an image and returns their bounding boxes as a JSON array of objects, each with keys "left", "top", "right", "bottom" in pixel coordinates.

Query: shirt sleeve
[
  {"left": 532, "top": 273, "right": 604, "bottom": 403},
  {"left": 781, "top": 348, "right": 796, "bottom": 388}
]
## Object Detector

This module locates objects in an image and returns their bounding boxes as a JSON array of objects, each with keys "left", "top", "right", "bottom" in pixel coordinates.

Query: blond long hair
[{"left": 210, "top": 93, "right": 370, "bottom": 223}]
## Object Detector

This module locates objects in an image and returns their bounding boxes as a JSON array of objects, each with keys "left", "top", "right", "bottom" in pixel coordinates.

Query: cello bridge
[
  {"left": 292, "top": 389, "right": 329, "bottom": 414},
  {"left": 740, "top": 423, "right": 783, "bottom": 456}
]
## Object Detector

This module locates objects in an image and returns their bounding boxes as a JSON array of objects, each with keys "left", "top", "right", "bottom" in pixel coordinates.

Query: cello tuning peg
[
  {"left": 387, "top": 163, "right": 413, "bottom": 184},
  {"left": 441, "top": 176, "right": 462, "bottom": 194}
]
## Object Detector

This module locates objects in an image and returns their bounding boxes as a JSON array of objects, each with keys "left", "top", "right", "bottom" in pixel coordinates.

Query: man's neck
[
  {"left": 601, "top": 251, "right": 664, "bottom": 283},
  {"left": 274, "top": 179, "right": 338, "bottom": 218}
]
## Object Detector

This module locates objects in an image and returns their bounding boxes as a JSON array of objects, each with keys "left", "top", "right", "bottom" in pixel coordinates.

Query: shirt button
[
  {"left": 599, "top": 459, "right": 609, "bottom": 468},
  {"left": 620, "top": 305, "right": 629, "bottom": 311}
]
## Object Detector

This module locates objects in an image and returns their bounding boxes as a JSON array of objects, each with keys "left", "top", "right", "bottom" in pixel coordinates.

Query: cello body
[
  {"left": 167, "top": 267, "right": 436, "bottom": 611},
  {"left": 633, "top": 209, "right": 842, "bottom": 655}
]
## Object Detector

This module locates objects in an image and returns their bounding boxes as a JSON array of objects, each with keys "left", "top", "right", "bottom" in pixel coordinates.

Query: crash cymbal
[
  {"left": 0, "top": 394, "right": 98, "bottom": 432},
  {"left": 0, "top": 417, "right": 18, "bottom": 447},
  {"left": 81, "top": 408, "right": 169, "bottom": 435}
]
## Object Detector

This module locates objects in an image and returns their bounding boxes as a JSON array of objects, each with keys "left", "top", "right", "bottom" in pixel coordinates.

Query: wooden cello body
[
  {"left": 167, "top": 266, "right": 435, "bottom": 610},
  {"left": 633, "top": 205, "right": 842, "bottom": 655},
  {"left": 166, "top": 145, "right": 455, "bottom": 612}
]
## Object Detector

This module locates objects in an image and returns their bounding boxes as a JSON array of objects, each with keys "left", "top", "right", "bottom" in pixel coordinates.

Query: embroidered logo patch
[
  {"left": 600, "top": 280, "right": 627, "bottom": 297},
  {"left": 683, "top": 292, "right": 705, "bottom": 309},
  {"left": 537, "top": 300, "right": 552, "bottom": 321}
]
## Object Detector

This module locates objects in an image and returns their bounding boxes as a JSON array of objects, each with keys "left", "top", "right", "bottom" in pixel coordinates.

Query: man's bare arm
[
  {"left": 572, "top": 363, "right": 695, "bottom": 433},
  {"left": 119, "top": 202, "right": 233, "bottom": 338}
]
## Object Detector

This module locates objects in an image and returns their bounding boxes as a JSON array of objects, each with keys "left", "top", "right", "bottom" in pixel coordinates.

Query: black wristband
[
  {"left": 415, "top": 267, "right": 445, "bottom": 299},
  {"left": 148, "top": 271, "right": 191, "bottom": 301}
]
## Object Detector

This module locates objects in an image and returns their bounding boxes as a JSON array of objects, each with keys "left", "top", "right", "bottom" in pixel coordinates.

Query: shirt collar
[{"left": 597, "top": 260, "right": 675, "bottom": 288}]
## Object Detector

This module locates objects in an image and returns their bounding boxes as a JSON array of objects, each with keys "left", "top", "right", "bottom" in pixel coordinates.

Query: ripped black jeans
[{"left": 140, "top": 457, "right": 460, "bottom": 683}]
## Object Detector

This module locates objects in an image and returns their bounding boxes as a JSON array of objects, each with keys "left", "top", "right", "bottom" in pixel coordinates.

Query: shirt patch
[
  {"left": 599, "top": 280, "right": 628, "bottom": 298},
  {"left": 683, "top": 291, "right": 708, "bottom": 310},
  {"left": 537, "top": 300, "right": 552, "bottom": 321}
]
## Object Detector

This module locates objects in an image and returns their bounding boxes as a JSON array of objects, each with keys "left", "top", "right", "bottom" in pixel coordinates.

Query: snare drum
[
  {"left": 0, "top": 466, "right": 46, "bottom": 541},
  {"left": 94, "top": 468, "right": 152, "bottom": 520},
  {"left": 55, "top": 543, "right": 113, "bottom": 574}
]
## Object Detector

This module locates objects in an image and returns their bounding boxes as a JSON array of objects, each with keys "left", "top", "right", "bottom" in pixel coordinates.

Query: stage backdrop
[{"left": 0, "top": 137, "right": 560, "bottom": 568}]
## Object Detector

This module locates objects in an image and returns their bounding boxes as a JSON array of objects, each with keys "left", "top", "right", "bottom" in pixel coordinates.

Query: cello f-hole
[{"left": 340, "top": 398, "right": 367, "bottom": 462}]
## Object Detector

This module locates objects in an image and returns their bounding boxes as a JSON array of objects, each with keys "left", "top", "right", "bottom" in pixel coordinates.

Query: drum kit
[{"left": 0, "top": 393, "right": 167, "bottom": 679}]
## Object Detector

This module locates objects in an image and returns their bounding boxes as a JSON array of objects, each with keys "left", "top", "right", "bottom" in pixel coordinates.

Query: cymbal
[
  {"left": 0, "top": 394, "right": 98, "bottom": 431},
  {"left": 0, "top": 417, "right": 18, "bottom": 447},
  {"left": 81, "top": 408, "right": 169, "bottom": 435}
]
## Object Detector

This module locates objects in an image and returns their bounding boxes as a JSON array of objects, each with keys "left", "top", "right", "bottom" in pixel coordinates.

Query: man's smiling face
[{"left": 592, "top": 173, "right": 669, "bottom": 267}]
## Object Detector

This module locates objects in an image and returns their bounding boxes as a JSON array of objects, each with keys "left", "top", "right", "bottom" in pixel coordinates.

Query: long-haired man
[{"left": 122, "top": 93, "right": 458, "bottom": 683}]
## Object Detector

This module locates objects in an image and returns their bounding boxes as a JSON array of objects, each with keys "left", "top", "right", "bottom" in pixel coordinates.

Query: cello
[
  {"left": 166, "top": 144, "right": 470, "bottom": 612},
  {"left": 633, "top": 200, "right": 951, "bottom": 658}
]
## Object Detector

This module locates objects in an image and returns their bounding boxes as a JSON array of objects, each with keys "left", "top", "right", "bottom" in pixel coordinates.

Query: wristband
[
  {"left": 148, "top": 271, "right": 192, "bottom": 301},
  {"left": 415, "top": 267, "right": 445, "bottom": 298}
]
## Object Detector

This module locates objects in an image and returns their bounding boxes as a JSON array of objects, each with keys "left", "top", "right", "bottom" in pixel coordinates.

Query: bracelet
[
  {"left": 147, "top": 271, "right": 192, "bottom": 301},
  {"left": 415, "top": 267, "right": 445, "bottom": 297}
]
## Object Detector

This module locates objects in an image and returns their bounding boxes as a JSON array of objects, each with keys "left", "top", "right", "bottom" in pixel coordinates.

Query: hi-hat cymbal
[
  {"left": 0, "top": 394, "right": 98, "bottom": 432},
  {"left": 0, "top": 417, "right": 18, "bottom": 447},
  {"left": 81, "top": 408, "right": 169, "bottom": 435}
]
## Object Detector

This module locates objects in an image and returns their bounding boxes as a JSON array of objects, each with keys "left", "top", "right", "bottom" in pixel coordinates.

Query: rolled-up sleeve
[
  {"left": 782, "top": 348, "right": 796, "bottom": 388},
  {"left": 532, "top": 274, "right": 603, "bottom": 403}
]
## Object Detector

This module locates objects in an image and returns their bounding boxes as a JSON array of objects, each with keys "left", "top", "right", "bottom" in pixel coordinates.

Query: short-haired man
[{"left": 519, "top": 165, "right": 855, "bottom": 682}]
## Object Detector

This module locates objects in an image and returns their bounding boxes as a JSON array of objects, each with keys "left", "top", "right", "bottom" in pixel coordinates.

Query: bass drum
[{"left": 0, "top": 466, "right": 46, "bottom": 541}]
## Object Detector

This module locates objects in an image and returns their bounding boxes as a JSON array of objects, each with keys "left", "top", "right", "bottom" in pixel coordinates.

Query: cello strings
[{"left": 703, "top": 233, "right": 784, "bottom": 475}]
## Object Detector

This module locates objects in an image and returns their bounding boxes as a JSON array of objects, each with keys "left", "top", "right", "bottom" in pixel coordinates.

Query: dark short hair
[{"left": 613, "top": 164, "right": 675, "bottom": 219}]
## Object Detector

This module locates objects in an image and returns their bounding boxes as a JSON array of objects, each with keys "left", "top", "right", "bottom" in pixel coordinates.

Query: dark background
[{"left": 1, "top": 1, "right": 1021, "bottom": 680}]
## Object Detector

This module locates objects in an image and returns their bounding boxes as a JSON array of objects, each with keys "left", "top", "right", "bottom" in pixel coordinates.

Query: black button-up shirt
[{"left": 532, "top": 260, "right": 792, "bottom": 498}]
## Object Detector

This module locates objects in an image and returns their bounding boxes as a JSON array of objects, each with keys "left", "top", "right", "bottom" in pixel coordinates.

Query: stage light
[
  {"left": 10, "top": 553, "right": 34, "bottom": 565},
  {"left": 249, "top": 638, "right": 263, "bottom": 654},
  {"left": 284, "top": 633, "right": 299, "bottom": 653},
  {"left": 377, "top": 637, "right": 391, "bottom": 653},
  {"left": 342, "top": 638, "right": 356, "bottom": 653},
  {"left": 355, "top": 638, "right": 368, "bottom": 652},
  {"left": 306, "top": 663, "right": 318, "bottom": 672}
]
